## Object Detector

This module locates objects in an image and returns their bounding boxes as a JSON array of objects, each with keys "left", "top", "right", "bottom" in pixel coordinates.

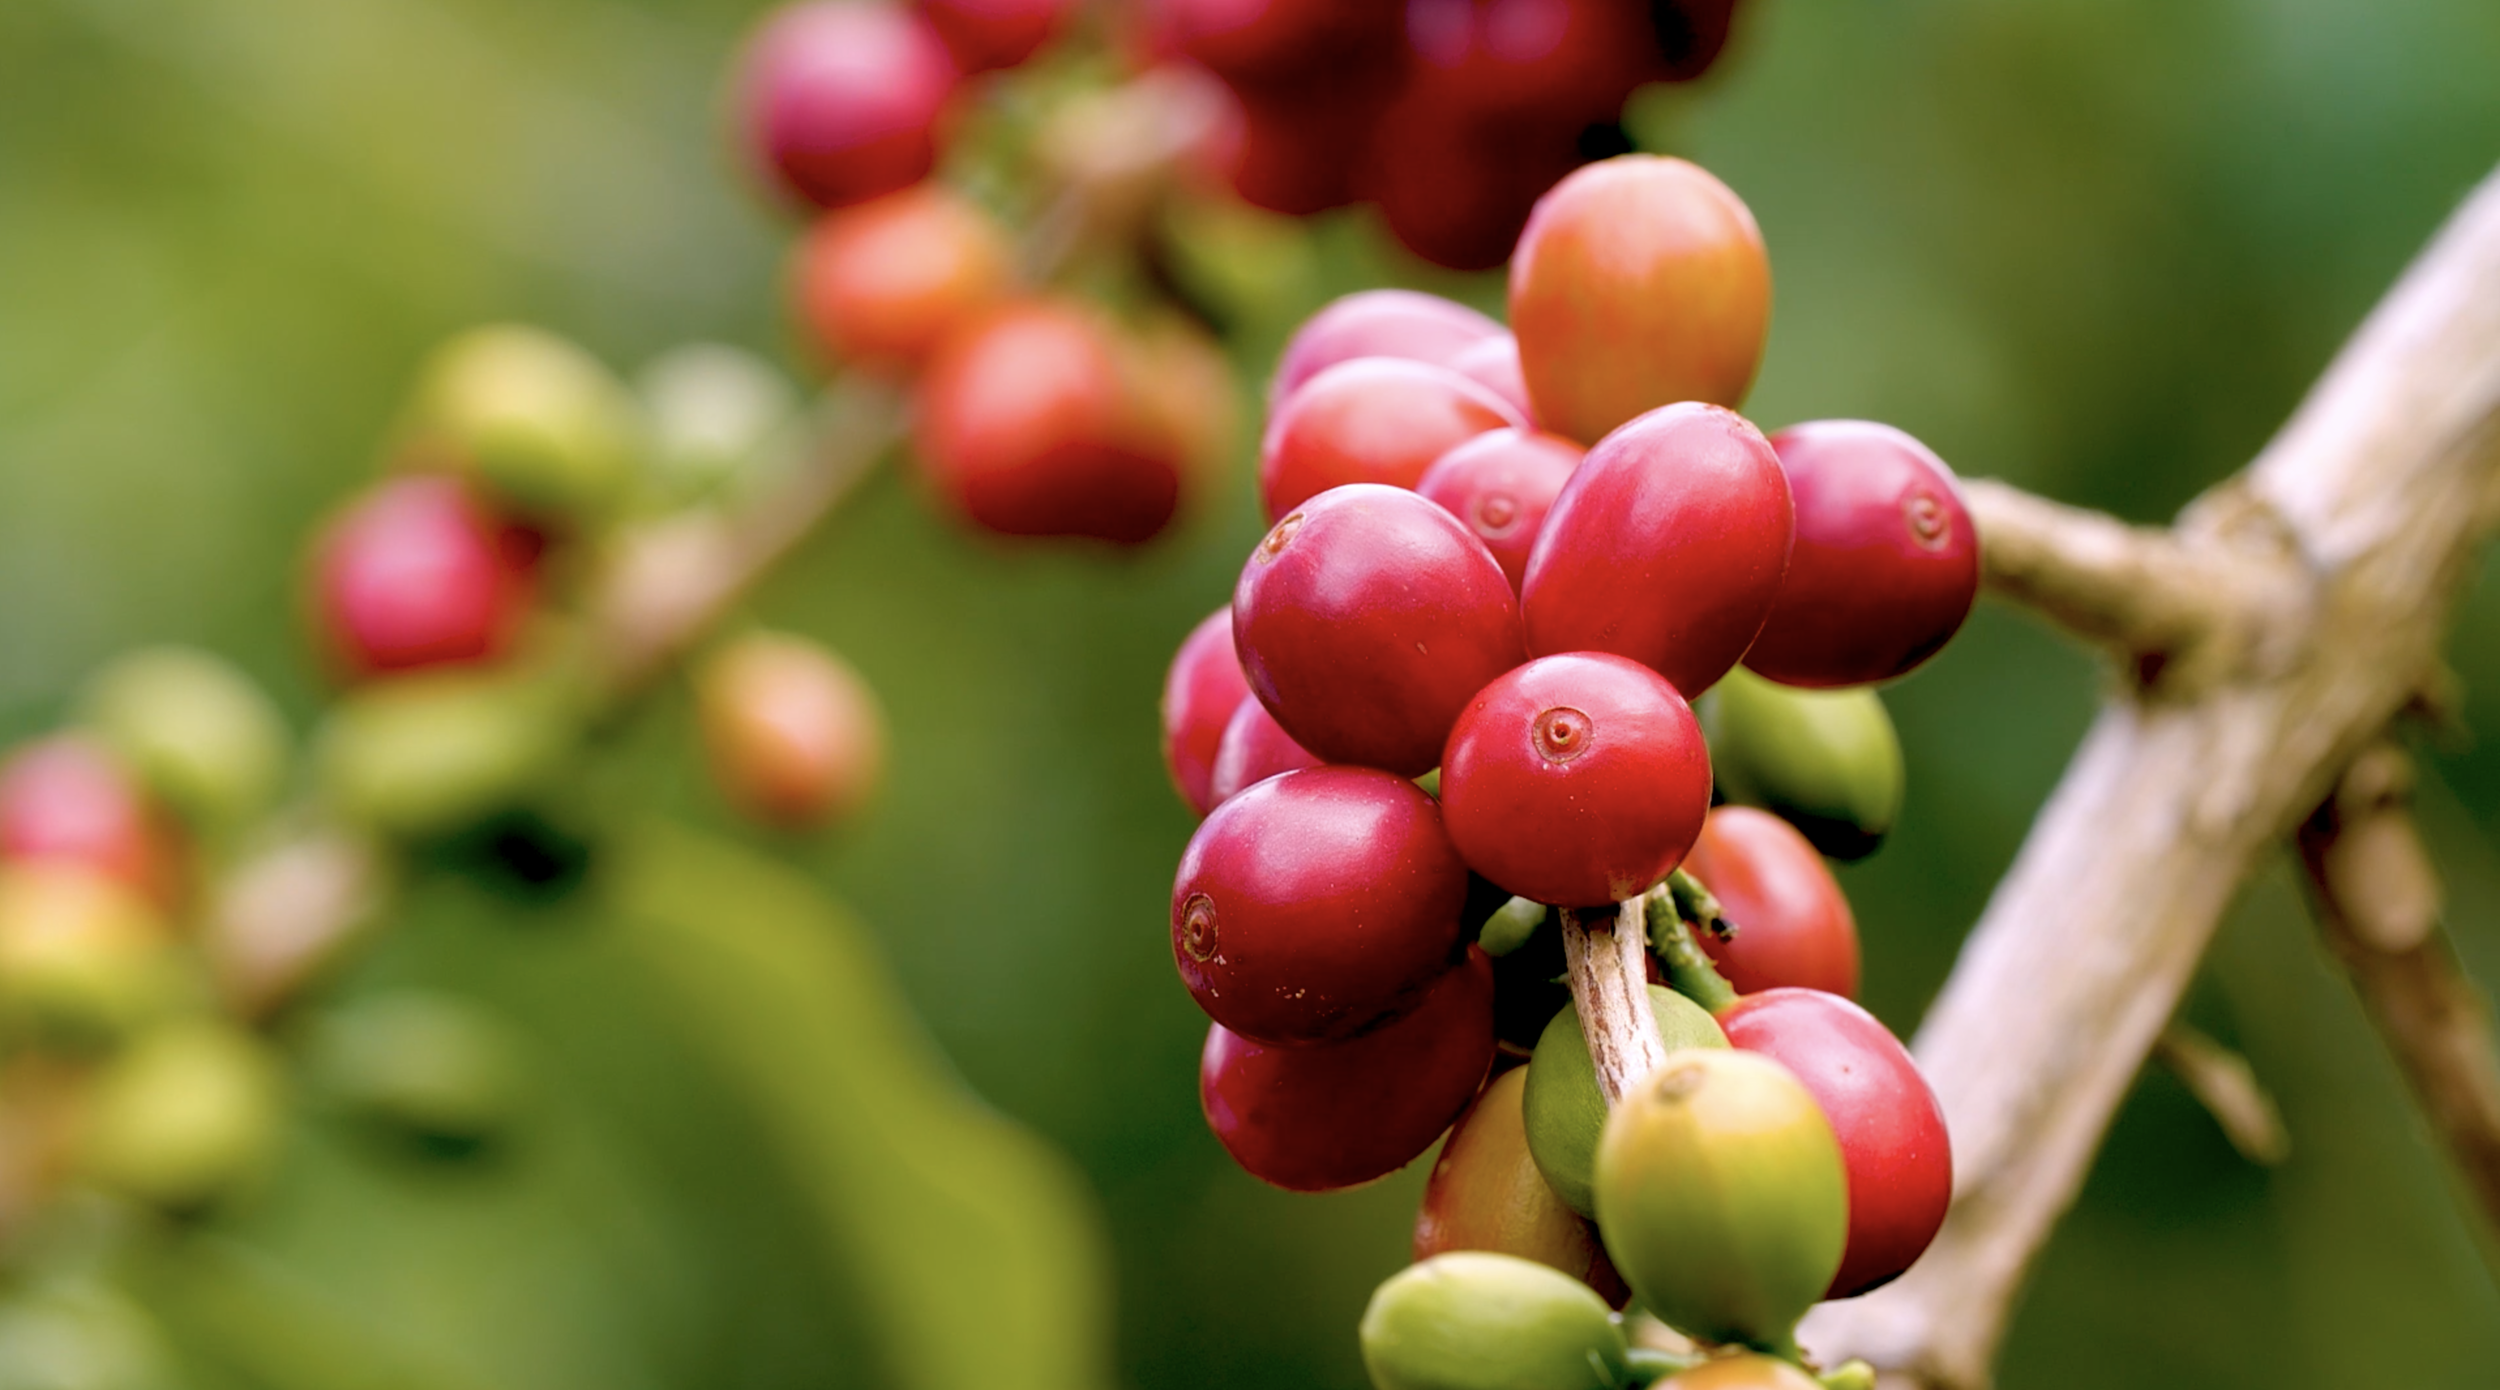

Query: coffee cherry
[
  {"left": 1721, "top": 988, "right": 1952, "bottom": 1298},
  {"left": 1439, "top": 652, "right": 1710, "bottom": 908},
  {"left": 1270, "top": 290, "right": 1505, "bottom": 406},
  {"left": 310, "top": 990, "right": 529, "bottom": 1153},
  {"left": 402, "top": 325, "right": 639, "bottom": 524},
  {"left": 1682, "top": 807, "right": 1859, "bottom": 998},
  {"left": 914, "top": 300, "right": 1184, "bottom": 544},
  {"left": 0, "top": 867, "right": 178, "bottom": 1046},
  {"left": 1520, "top": 986, "right": 1727, "bottom": 1217},
  {"left": 1593, "top": 1049, "right": 1847, "bottom": 1352},
  {"left": 316, "top": 669, "right": 577, "bottom": 841},
  {"left": 698, "top": 633, "right": 887, "bottom": 831},
  {"left": 1654, "top": 1354, "right": 1824, "bottom": 1390},
  {"left": 1416, "top": 429, "right": 1581, "bottom": 592},
  {"left": 1415, "top": 1067, "right": 1627, "bottom": 1304},
  {"left": 1364, "top": 92, "right": 1579, "bottom": 272},
  {"left": 795, "top": 185, "right": 1013, "bottom": 376},
  {"left": 1510, "top": 156, "right": 1770, "bottom": 443},
  {"left": 1743, "top": 421, "right": 1980, "bottom": 688},
  {"left": 80, "top": 1020, "right": 281, "bottom": 1213},
  {"left": 1360, "top": 1251, "right": 1630, "bottom": 1390},
  {"left": 1704, "top": 667, "right": 1903, "bottom": 861},
  {"left": 1200, "top": 947, "right": 1494, "bottom": 1192},
  {"left": 1218, "top": 77, "right": 1378, "bottom": 216},
  {"left": 1432, "top": 0, "right": 1662, "bottom": 127},
  {"left": 1448, "top": 333, "right": 1534, "bottom": 423},
  {"left": 1234, "top": 485, "right": 1525, "bottom": 775},
  {"left": 1206, "top": 695, "right": 1322, "bottom": 805},
  {"left": 741, "top": 1, "right": 961, "bottom": 211},
  {"left": 1167, "top": 0, "right": 1404, "bottom": 84},
  {"left": 312, "top": 476, "right": 530, "bottom": 679},
  {"left": 1172, "top": 767, "right": 1467, "bottom": 1046},
  {"left": 0, "top": 737, "right": 174, "bottom": 903},
  {"left": 1520, "top": 403, "right": 1792, "bottom": 699},
  {"left": 1161, "top": 607, "right": 1255, "bottom": 817},
  {"left": 917, "top": 0, "right": 1074, "bottom": 72},
  {"left": 1259, "top": 359, "right": 1523, "bottom": 521},
  {"left": 80, "top": 647, "right": 288, "bottom": 831},
  {"left": 639, "top": 344, "right": 801, "bottom": 505}
]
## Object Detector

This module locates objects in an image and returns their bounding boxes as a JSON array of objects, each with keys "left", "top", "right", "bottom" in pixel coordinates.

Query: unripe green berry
[
  {"left": 81, "top": 1019, "right": 283, "bottom": 1213},
  {"left": 310, "top": 990, "right": 527, "bottom": 1152},
  {"left": 1360, "top": 1252, "right": 1630, "bottom": 1390},
  {"left": 1523, "top": 987, "right": 1728, "bottom": 1217},
  {"left": 404, "top": 325, "right": 640, "bottom": 522},
  {"left": 315, "top": 670, "right": 578, "bottom": 841},
  {"left": 79, "top": 646, "right": 288, "bottom": 830},
  {"left": 1701, "top": 668, "right": 1903, "bottom": 861}
]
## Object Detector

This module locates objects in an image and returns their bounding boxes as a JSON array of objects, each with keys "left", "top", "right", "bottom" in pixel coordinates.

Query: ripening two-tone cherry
[
  {"left": 1743, "top": 420, "right": 1981, "bottom": 688},
  {"left": 1683, "top": 806, "right": 1860, "bottom": 998},
  {"left": 0, "top": 738, "right": 174, "bottom": 906},
  {"left": 1233, "top": 485, "right": 1526, "bottom": 775},
  {"left": 1521, "top": 402, "right": 1793, "bottom": 698},
  {"left": 795, "top": 184, "right": 1012, "bottom": 375},
  {"left": 1414, "top": 1066, "right": 1628, "bottom": 1306},
  {"left": 1268, "top": 290, "right": 1505, "bottom": 406},
  {"left": 1417, "top": 428, "right": 1582, "bottom": 592},
  {"left": 696, "top": 633, "right": 887, "bottom": 831},
  {"left": 1172, "top": 767, "right": 1468, "bottom": 1046},
  {"left": 1160, "top": 608, "right": 1254, "bottom": 817},
  {"left": 741, "top": 2, "right": 960, "bottom": 211},
  {"left": 1439, "top": 652, "right": 1711, "bottom": 908},
  {"left": 1258, "top": 359, "right": 1523, "bottom": 521},
  {"left": 1207, "top": 696, "right": 1321, "bottom": 806},
  {"left": 1200, "top": 946, "right": 1495, "bottom": 1192},
  {"left": 1721, "top": 987, "right": 1953, "bottom": 1298},
  {"left": 312, "top": 476, "right": 530, "bottom": 680}
]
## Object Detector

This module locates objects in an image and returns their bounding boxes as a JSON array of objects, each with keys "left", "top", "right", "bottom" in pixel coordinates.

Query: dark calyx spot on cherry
[
  {"left": 1181, "top": 893, "right": 1220, "bottom": 962},
  {"left": 1533, "top": 707, "right": 1594, "bottom": 765}
]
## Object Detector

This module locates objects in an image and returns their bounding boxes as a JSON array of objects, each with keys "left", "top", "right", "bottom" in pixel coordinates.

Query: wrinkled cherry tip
[
  {"left": 1531, "top": 707, "right": 1594, "bottom": 764},
  {"left": 1181, "top": 893, "right": 1220, "bottom": 961},
  {"left": 1258, "top": 513, "right": 1305, "bottom": 561},
  {"left": 1905, "top": 492, "right": 1951, "bottom": 549}
]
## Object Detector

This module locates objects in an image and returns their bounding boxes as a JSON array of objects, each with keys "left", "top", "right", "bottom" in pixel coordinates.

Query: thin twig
[{"left": 2152, "top": 1021, "right": 2290, "bottom": 1166}]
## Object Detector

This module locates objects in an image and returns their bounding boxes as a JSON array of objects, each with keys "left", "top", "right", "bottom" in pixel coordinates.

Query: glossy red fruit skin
[
  {"left": 1221, "top": 75, "right": 1385, "bottom": 217},
  {"left": 742, "top": 3, "right": 960, "bottom": 211},
  {"left": 1173, "top": 767, "right": 1467, "bottom": 1045},
  {"left": 917, "top": 0, "right": 1073, "bottom": 72},
  {"left": 1440, "top": 652, "right": 1711, "bottom": 907},
  {"left": 914, "top": 300, "right": 1180, "bottom": 544},
  {"left": 1417, "top": 429, "right": 1582, "bottom": 593},
  {"left": 1270, "top": 290, "right": 1504, "bottom": 406},
  {"left": 1167, "top": 0, "right": 1404, "bottom": 84},
  {"left": 1519, "top": 403, "right": 1792, "bottom": 699},
  {"left": 1683, "top": 807, "right": 1859, "bottom": 998},
  {"left": 793, "top": 185, "right": 1011, "bottom": 375},
  {"left": 1207, "top": 695, "right": 1323, "bottom": 805},
  {"left": 1448, "top": 333, "right": 1535, "bottom": 424},
  {"left": 0, "top": 738, "right": 172, "bottom": 904},
  {"left": 1259, "top": 360, "right": 1523, "bottom": 521},
  {"left": 1720, "top": 988, "right": 1952, "bottom": 1298},
  {"left": 1742, "top": 421, "right": 1981, "bottom": 688},
  {"left": 314, "top": 476, "right": 527, "bottom": 679},
  {"left": 1365, "top": 88, "right": 1582, "bottom": 272},
  {"left": 1422, "top": 0, "right": 1661, "bottom": 128},
  {"left": 1234, "top": 485, "right": 1527, "bottom": 775},
  {"left": 1200, "top": 946, "right": 1495, "bottom": 1192},
  {"left": 1161, "top": 608, "right": 1255, "bottom": 817}
]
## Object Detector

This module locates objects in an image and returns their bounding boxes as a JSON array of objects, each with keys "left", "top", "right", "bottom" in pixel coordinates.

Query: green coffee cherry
[
  {"left": 82, "top": 1019, "right": 283, "bottom": 1213},
  {"left": 404, "top": 324, "right": 639, "bottom": 522},
  {"left": 637, "top": 343, "right": 800, "bottom": 507},
  {"left": 1523, "top": 987, "right": 1728, "bottom": 1217},
  {"left": 1593, "top": 1050, "right": 1847, "bottom": 1354},
  {"left": 0, "top": 868, "right": 181, "bottom": 1049},
  {"left": 1702, "top": 668, "right": 1903, "bottom": 861},
  {"left": 314, "top": 669, "right": 578, "bottom": 841},
  {"left": 1360, "top": 1252, "right": 1630, "bottom": 1390},
  {"left": 0, "top": 1281, "right": 179, "bottom": 1390},
  {"left": 310, "top": 991, "right": 527, "bottom": 1152},
  {"left": 79, "top": 646, "right": 287, "bottom": 830}
]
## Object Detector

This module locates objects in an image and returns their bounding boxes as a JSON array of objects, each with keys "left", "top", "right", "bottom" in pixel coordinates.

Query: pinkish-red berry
[{"left": 1416, "top": 428, "right": 1581, "bottom": 593}]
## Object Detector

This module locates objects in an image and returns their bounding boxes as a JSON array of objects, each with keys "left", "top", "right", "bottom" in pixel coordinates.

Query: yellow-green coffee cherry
[
  {"left": 79, "top": 646, "right": 288, "bottom": 830},
  {"left": 1523, "top": 987, "right": 1728, "bottom": 1217},
  {"left": 0, "top": 868, "right": 181, "bottom": 1048},
  {"left": 1701, "top": 668, "right": 1903, "bottom": 861},
  {"left": 310, "top": 991, "right": 526, "bottom": 1152},
  {"left": 81, "top": 1019, "right": 282, "bottom": 1213},
  {"left": 0, "top": 1281, "right": 178, "bottom": 1390},
  {"left": 1360, "top": 1252, "right": 1629, "bottom": 1390},
  {"left": 1593, "top": 1050, "right": 1847, "bottom": 1353},
  {"left": 404, "top": 324, "right": 639, "bottom": 522},
  {"left": 315, "top": 670, "right": 578, "bottom": 841},
  {"left": 638, "top": 343, "right": 800, "bottom": 507}
]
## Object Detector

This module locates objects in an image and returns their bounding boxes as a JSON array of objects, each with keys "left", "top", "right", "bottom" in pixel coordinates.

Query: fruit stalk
[
  {"left": 1561, "top": 898, "right": 1671, "bottom": 1106},
  {"left": 1647, "top": 880, "right": 1739, "bottom": 1016}
]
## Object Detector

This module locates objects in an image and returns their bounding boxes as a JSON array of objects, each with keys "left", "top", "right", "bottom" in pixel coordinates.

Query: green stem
[
  {"left": 1622, "top": 1346, "right": 1707, "bottom": 1385},
  {"left": 1817, "top": 1360, "right": 1877, "bottom": 1390},
  {"left": 1666, "top": 868, "right": 1733, "bottom": 942},
  {"left": 1643, "top": 886, "right": 1738, "bottom": 1015}
]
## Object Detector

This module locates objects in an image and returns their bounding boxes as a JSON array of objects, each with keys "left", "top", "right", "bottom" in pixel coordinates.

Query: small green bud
[
  {"left": 404, "top": 325, "right": 640, "bottom": 522},
  {"left": 1523, "top": 987, "right": 1728, "bottom": 1217},
  {"left": 79, "top": 646, "right": 288, "bottom": 830},
  {"left": 1702, "top": 668, "right": 1903, "bottom": 861},
  {"left": 1360, "top": 1252, "right": 1629, "bottom": 1390},
  {"left": 82, "top": 1019, "right": 283, "bottom": 1213},
  {"left": 309, "top": 991, "right": 527, "bottom": 1152},
  {"left": 315, "top": 669, "right": 578, "bottom": 841}
]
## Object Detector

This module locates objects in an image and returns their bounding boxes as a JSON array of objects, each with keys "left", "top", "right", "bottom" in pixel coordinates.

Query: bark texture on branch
[{"left": 1801, "top": 165, "right": 2500, "bottom": 1389}]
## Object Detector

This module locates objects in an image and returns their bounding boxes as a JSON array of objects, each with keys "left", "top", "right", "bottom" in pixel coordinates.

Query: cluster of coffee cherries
[
  {"left": 738, "top": 0, "right": 1234, "bottom": 546},
  {"left": 1135, "top": 0, "right": 1746, "bottom": 267},
  {"left": 1156, "top": 154, "right": 1975, "bottom": 1386}
]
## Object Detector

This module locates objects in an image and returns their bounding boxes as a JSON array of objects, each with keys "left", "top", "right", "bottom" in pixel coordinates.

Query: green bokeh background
[{"left": 5, "top": 0, "right": 2500, "bottom": 1386}]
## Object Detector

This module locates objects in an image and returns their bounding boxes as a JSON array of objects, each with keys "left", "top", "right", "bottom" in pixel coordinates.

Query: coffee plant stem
[{"left": 1561, "top": 897, "right": 1671, "bottom": 1106}]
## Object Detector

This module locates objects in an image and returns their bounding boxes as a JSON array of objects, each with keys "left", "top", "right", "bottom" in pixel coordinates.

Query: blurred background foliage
[{"left": 3, "top": 0, "right": 2500, "bottom": 1387}]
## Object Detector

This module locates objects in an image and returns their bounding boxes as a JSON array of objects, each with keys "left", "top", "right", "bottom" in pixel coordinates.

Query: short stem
[
  {"left": 1645, "top": 887, "right": 1739, "bottom": 1015},
  {"left": 1622, "top": 1347, "right": 1707, "bottom": 1384},
  {"left": 1563, "top": 899, "right": 1672, "bottom": 1106}
]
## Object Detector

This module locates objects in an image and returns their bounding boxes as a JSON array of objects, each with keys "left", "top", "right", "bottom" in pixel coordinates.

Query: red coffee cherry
[
  {"left": 1200, "top": 947, "right": 1496, "bottom": 1192},
  {"left": 1219, "top": 76, "right": 1383, "bottom": 217},
  {"left": 1441, "top": 652, "right": 1710, "bottom": 907},
  {"left": 1161, "top": 608, "right": 1254, "bottom": 817},
  {"left": 1166, "top": 0, "right": 1404, "bottom": 84},
  {"left": 1234, "top": 485, "right": 1526, "bottom": 775},
  {"left": 1364, "top": 93, "right": 1580, "bottom": 272},
  {"left": 1259, "top": 360, "right": 1523, "bottom": 521},
  {"left": 1448, "top": 333, "right": 1534, "bottom": 424},
  {"left": 741, "top": 1, "right": 960, "bottom": 211},
  {"left": 696, "top": 633, "right": 887, "bottom": 830},
  {"left": 914, "top": 300, "right": 1183, "bottom": 544},
  {"left": 1683, "top": 807, "right": 1859, "bottom": 998},
  {"left": 1416, "top": 429, "right": 1581, "bottom": 593},
  {"left": 1206, "top": 695, "right": 1322, "bottom": 805},
  {"left": 1743, "top": 421, "right": 1981, "bottom": 688},
  {"left": 1270, "top": 290, "right": 1505, "bottom": 407},
  {"left": 0, "top": 738, "right": 174, "bottom": 906},
  {"left": 1720, "top": 988, "right": 1952, "bottom": 1298},
  {"left": 794, "top": 184, "right": 1013, "bottom": 376},
  {"left": 1509, "top": 156, "right": 1770, "bottom": 443},
  {"left": 1172, "top": 767, "right": 1468, "bottom": 1045},
  {"left": 312, "top": 476, "right": 528, "bottom": 679},
  {"left": 916, "top": 0, "right": 1074, "bottom": 72},
  {"left": 1419, "top": 0, "right": 1661, "bottom": 129},
  {"left": 1519, "top": 402, "right": 1792, "bottom": 699},
  {"left": 1415, "top": 1065, "right": 1629, "bottom": 1305}
]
